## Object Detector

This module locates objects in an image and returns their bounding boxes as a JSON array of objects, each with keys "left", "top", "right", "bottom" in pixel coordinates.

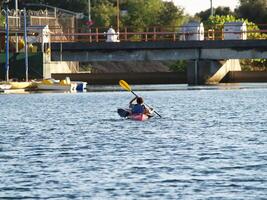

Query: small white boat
[
  {"left": 37, "top": 78, "right": 77, "bottom": 91},
  {"left": 0, "top": 83, "right": 27, "bottom": 94},
  {"left": 9, "top": 81, "right": 36, "bottom": 89},
  {"left": 37, "top": 83, "right": 77, "bottom": 91}
]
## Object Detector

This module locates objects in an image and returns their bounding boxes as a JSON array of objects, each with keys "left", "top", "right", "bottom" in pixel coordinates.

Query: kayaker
[{"left": 129, "top": 97, "right": 153, "bottom": 115}]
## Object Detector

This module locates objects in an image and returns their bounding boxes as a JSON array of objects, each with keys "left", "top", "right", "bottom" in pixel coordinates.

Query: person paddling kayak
[
  {"left": 117, "top": 96, "right": 154, "bottom": 121},
  {"left": 129, "top": 96, "right": 153, "bottom": 116},
  {"left": 118, "top": 80, "right": 161, "bottom": 118}
]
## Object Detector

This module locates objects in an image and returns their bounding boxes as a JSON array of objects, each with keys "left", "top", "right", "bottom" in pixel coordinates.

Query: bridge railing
[
  {"left": 50, "top": 26, "right": 267, "bottom": 43},
  {"left": 2, "top": 23, "right": 266, "bottom": 43},
  {"left": 1, "top": 23, "right": 267, "bottom": 42}
]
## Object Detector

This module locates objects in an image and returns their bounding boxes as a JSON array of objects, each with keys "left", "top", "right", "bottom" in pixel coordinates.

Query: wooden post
[
  {"left": 153, "top": 27, "right": 156, "bottom": 41},
  {"left": 124, "top": 27, "right": 127, "bottom": 41},
  {"left": 96, "top": 28, "right": 99, "bottom": 42},
  {"left": 145, "top": 28, "right": 148, "bottom": 42}
]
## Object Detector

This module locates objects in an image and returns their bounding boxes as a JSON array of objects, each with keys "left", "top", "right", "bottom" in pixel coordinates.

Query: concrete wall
[
  {"left": 222, "top": 71, "right": 267, "bottom": 83},
  {"left": 52, "top": 72, "right": 187, "bottom": 85},
  {"left": 52, "top": 71, "right": 267, "bottom": 85}
]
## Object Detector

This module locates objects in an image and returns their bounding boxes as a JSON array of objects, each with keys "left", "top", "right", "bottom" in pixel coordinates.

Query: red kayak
[
  {"left": 127, "top": 113, "right": 150, "bottom": 121},
  {"left": 117, "top": 108, "right": 153, "bottom": 121}
]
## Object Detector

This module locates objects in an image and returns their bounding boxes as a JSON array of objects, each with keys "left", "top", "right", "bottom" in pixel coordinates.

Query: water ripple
[{"left": 0, "top": 89, "right": 267, "bottom": 199}]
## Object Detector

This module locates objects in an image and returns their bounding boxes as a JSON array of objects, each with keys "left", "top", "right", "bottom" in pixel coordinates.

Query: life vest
[{"left": 131, "top": 104, "right": 145, "bottom": 114}]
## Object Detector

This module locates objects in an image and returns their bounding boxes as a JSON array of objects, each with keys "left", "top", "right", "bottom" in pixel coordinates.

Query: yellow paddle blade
[{"left": 119, "top": 80, "right": 131, "bottom": 91}]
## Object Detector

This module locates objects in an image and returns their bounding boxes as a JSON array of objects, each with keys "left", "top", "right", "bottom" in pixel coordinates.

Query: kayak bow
[{"left": 117, "top": 108, "right": 152, "bottom": 121}]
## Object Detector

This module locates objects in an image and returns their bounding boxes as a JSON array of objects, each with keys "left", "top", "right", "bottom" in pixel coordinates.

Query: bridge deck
[{"left": 50, "top": 40, "right": 267, "bottom": 61}]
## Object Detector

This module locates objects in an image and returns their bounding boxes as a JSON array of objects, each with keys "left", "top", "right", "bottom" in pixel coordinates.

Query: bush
[{"left": 168, "top": 60, "right": 187, "bottom": 72}]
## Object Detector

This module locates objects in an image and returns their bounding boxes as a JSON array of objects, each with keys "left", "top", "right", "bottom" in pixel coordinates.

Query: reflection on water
[
  {"left": 2, "top": 83, "right": 267, "bottom": 94},
  {"left": 0, "top": 83, "right": 266, "bottom": 199},
  {"left": 88, "top": 83, "right": 267, "bottom": 92}
]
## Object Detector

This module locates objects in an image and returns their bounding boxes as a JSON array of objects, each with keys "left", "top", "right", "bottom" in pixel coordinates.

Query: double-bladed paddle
[{"left": 119, "top": 80, "right": 162, "bottom": 118}]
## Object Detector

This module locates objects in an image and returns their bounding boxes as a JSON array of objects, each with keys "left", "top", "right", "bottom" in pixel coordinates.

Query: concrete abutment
[{"left": 187, "top": 59, "right": 241, "bottom": 85}]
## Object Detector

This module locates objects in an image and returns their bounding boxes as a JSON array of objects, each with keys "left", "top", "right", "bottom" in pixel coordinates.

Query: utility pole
[
  {"left": 88, "top": 0, "right": 92, "bottom": 42},
  {"left": 4, "top": 1, "right": 10, "bottom": 82},
  {"left": 15, "top": 0, "right": 19, "bottom": 52},
  {"left": 88, "top": 0, "right": 91, "bottom": 21},
  {"left": 117, "top": 0, "right": 120, "bottom": 32},
  {"left": 210, "top": 0, "right": 214, "bottom": 17},
  {"left": 23, "top": 8, "right": 28, "bottom": 82},
  {"left": 15, "top": 0, "right": 18, "bottom": 11}
]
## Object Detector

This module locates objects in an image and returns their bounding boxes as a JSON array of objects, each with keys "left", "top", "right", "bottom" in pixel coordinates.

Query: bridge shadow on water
[{"left": 87, "top": 83, "right": 267, "bottom": 92}]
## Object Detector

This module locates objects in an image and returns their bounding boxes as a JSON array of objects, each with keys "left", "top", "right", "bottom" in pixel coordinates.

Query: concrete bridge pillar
[
  {"left": 187, "top": 60, "right": 199, "bottom": 85},
  {"left": 43, "top": 52, "right": 79, "bottom": 79},
  {"left": 187, "top": 59, "right": 241, "bottom": 85}
]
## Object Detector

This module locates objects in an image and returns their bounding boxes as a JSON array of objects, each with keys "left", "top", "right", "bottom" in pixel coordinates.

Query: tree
[
  {"left": 91, "top": 0, "right": 117, "bottom": 27},
  {"left": 122, "top": 0, "right": 164, "bottom": 30},
  {"left": 158, "top": 2, "right": 185, "bottom": 27},
  {"left": 1, "top": 0, "right": 186, "bottom": 29},
  {"left": 195, "top": 6, "right": 235, "bottom": 21},
  {"left": 120, "top": 0, "right": 185, "bottom": 30},
  {"left": 0, "top": 14, "right": 4, "bottom": 27},
  {"left": 235, "top": 0, "right": 267, "bottom": 26}
]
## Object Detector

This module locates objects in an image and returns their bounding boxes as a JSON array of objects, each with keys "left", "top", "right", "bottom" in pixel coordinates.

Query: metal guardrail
[
  {"left": 1, "top": 24, "right": 267, "bottom": 48},
  {"left": 49, "top": 26, "right": 267, "bottom": 43}
]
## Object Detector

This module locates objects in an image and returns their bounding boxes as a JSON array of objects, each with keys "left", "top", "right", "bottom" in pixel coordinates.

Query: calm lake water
[{"left": 0, "top": 84, "right": 267, "bottom": 199}]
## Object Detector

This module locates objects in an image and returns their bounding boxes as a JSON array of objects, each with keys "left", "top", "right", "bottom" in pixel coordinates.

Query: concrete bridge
[
  {"left": 51, "top": 40, "right": 267, "bottom": 61},
  {"left": 49, "top": 40, "right": 267, "bottom": 85}
]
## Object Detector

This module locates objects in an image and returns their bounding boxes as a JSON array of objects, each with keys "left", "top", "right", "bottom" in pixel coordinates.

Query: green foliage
[
  {"left": 120, "top": 0, "right": 185, "bottom": 31},
  {"left": 0, "top": 13, "right": 4, "bottom": 26},
  {"left": 241, "top": 59, "right": 267, "bottom": 71},
  {"left": 91, "top": 0, "right": 117, "bottom": 27},
  {"left": 205, "top": 15, "right": 236, "bottom": 29},
  {"left": 121, "top": 0, "right": 163, "bottom": 30},
  {"left": 12, "top": 0, "right": 185, "bottom": 32},
  {"left": 195, "top": 6, "right": 235, "bottom": 22},
  {"left": 158, "top": 2, "right": 185, "bottom": 29},
  {"left": 168, "top": 60, "right": 187, "bottom": 72}
]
